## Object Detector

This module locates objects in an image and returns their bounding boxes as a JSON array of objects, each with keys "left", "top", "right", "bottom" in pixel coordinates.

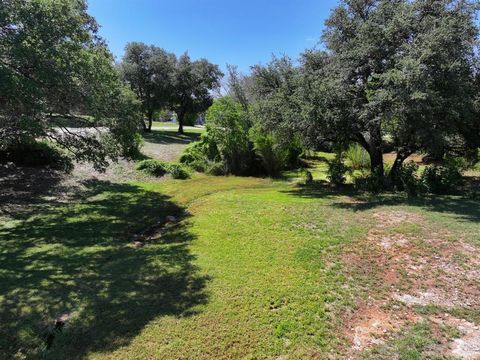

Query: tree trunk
[
  {"left": 368, "top": 127, "right": 384, "bottom": 180},
  {"left": 389, "top": 149, "right": 413, "bottom": 183},
  {"left": 369, "top": 145, "right": 384, "bottom": 178},
  {"left": 177, "top": 112, "right": 184, "bottom": 134},
  {"left": 141, "top": 119, "right": 148, "bottom": 132},
  {"left": 147, "top": 111, "right": 153, "bottom": 132}
]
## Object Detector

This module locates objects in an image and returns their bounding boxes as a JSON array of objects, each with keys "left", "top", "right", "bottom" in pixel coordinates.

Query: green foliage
[
  {"left": 353, "top": 171, "right": 387, "bottom": 193},
  {"left": 345, "top": 144, "right": 370, "bottom": 170},
  {"left": 0, "top": 0, "right": 142, "bottom": 170},
  {"left": 183, "top": 112, "right": 198, "bottom": 126},
  {"left": 0, "top": 141, "right": 73, "bottom": 173},
  {"left": 205, "top": 97, "right": 253, "bottom": 174},
  {"left": 167, "top": 163, "right": 192, "bottom": 179},
  {"left": 136, "top": 159, "right": 169, "bottom": 176},
  {"left": 251, "top": 0, "right": 480, "bottom": 183},
  {"left": 204, "top": 161, "right": 227, "bottom": 176},
  {"left": 179, "top": 74, "right": 306, "bottom": 176},
  {"left": 169, "top": 53, "right": 223, "bottom": 133},
  {"left": 136, "top": 159, "right": 191, "bottom": 179},
  {"left": 180, "top": 133, "right": 220, "bottom": 172},
  {"left": 394, "top": 162, "right": 423, "bottom": 197},
  {"left": 250, "top": 128, "right": 288, "bottom": 177},
  {"left": 120, "top": 43, "right": 176, "bottom": 132},
  {"left": 421, "top": 158, "right": 466, "bottom": 194},
  {"left": 327, "top": 155, "right": 348, "bottom": 186}
]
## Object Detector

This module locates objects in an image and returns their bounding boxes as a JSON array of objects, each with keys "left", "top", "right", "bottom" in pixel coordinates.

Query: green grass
[
  {"left": 1, "top": 138, "right": 479, "bottom": 358},
  {"left": 364, "top": 321, "right": 441, "bottom": 360}
]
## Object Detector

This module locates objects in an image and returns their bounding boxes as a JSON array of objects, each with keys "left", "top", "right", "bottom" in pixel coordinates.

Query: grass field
[{"left": 1, "top": 127, "right": 479, "bottom": 359}]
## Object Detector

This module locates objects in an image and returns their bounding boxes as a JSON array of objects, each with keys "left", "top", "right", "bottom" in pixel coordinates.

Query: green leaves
[{"left": 0, "top": 0, "right": 142, "bottom": 169}]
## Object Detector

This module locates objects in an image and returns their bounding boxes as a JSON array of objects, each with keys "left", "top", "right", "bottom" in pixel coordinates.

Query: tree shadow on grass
[
  {"left": 284, "top": 181, "right": 480, "bottom": 224},
  {"left": 0, "top": 179, "right": 209, "bottom": 359},
  {"left": 143, "top": 129, "right": 201, "bottom": 145}
]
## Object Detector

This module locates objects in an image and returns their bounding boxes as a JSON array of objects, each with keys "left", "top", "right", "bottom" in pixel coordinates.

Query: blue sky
[{"left": 87, "top": 0, "right": 339, "bottom": 72}]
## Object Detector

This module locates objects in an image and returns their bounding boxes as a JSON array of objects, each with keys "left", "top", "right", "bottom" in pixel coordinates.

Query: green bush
[
  {"left": 180, "top": 97, "right": 303, "bottom": 177},
  {"left": 421, "top": 157, "right": 466, "bottom": 194},
  {"left": 136, "top": 159, "right": 169, "bottom": 176},
  {"left": 327, "top": 156, "right": 349, "bottom": 185},
  {"left": 0, "top": 141, "right": 74, "bottom": 173},
  {"left": 206, "top": 97, "right": 252, "bottom": 174},
  {"left": 394, "top": 161, "right": 423, "bottom": 196},
  {"left": 345, "top": 144, "right": 370, "bottom": 170},
  {"left": 180, "top": 134, "right": 220, "bottom": 172},
  {"left": 205, "top": 161, "right": 227, "bottom": 176},
  {"left": 123, "top": 132, "right": 144, "bottom": 159},
  {"left": 167, "top": 163, "right": 192, "bottom": 179},
  {"left": 251, "top": 130, "right": 288, "bottom": 177},
  {"left": 353, "top": 171, "right": 386, "bottom": 193},
  {"left": 137, "top": 159, "right": 191, "bottom": 179}
]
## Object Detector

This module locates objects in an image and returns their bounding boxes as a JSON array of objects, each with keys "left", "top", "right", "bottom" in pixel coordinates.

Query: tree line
[
  {"left": 184, "top": 0, "right": 480, "bottom": 188},
  {"left": 1, "top": 0, "right": 479, "bottom": 188}
]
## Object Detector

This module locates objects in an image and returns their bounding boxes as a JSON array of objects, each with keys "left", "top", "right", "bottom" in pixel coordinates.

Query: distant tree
[
  {"left": 226, "top": 64, "right": 252, "bottom": 111},
  {"left": 169, "top": 53, "right": 223, "bottom": 134},
  {"left": 120, "top": 42, "right": 176, "bottom": 132},
  {"left": 0, "top": 0, "right": 142, "bottom": 169}
]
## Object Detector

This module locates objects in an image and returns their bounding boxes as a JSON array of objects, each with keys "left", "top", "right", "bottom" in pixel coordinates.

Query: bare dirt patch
[
  {"left": 343, "top": 209, "right": 480, "bottom": 358},
  {"left": 346, "top": 303, "right": 419, "bottom": 356}
]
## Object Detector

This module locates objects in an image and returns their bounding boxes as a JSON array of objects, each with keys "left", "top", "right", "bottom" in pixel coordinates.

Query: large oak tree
[{"left": 252, "top": 0, "right": 480, "bottom": 183}]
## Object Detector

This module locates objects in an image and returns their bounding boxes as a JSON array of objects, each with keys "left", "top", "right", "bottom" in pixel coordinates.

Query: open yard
[{"left": 1, "top": 126, "right": 479, "bottom": 359}]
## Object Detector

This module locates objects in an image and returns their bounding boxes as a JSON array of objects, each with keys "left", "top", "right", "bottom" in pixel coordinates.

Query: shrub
[
  {"left": 137, "top": 159, "right": 191, "bottom": 179},
  {"left": 327, "top": 156, "right": 349, "bottom": 185},
  {"left": 251, "top": 130, "right": 287, "bottom": 177},
  {"left": 206, "top": 97, "right": 252, "bottom": 174},
  {"left": 180, "top": 133, "right": 221, "bottom": 172},
  {"left": 122, "top": 132, "right": 144, "bottom": 159},
  {"left": 167, "top": 163, "right": 191, "bottom": 179},
  {"left": 205, "top": 161, "right": 227, "bottom": 176},
  {"left": 394, "top": 161, "right": 422, "bottom": 196},
  {"left": 421, "top": 157, "right": 466, "bottom": 194},
  {"left": 345, "top": 144, "right": 370, "bottom": 170},
  {"left": 136, "top": 159, "right": 169, "bottom": 176},
  {"left": 0, "top": 141, "right": 74, "bottom": 173},
  {"left": 353, "top": 171, "right": 386, "bottom": 193}
]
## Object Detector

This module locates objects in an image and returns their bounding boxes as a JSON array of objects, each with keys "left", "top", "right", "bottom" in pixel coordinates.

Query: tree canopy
[
  {"left": 0, "top": 0, "right": 141, "bottom": 169},
  {"left": 251, "top": 0, "right": 480, "bottom": 183},
  {"left": 120, "top": 42, "right": 176, "bottom": 132},
  {"left": 120, "top": 44, "right": 223, "bottom": 134}
]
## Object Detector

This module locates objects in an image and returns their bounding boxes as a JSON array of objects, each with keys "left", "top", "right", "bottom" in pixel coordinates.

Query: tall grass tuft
[{"left": 345, "top": 144, "right": 370, "bottom": 170}]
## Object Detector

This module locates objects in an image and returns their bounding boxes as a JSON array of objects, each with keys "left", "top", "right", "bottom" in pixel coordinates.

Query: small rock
[
  {"left": 165, "top": 215, "right": 177, "bottom": 223},
  {"left": 133, "top": 241, "right": 144, "bottom": 248}
]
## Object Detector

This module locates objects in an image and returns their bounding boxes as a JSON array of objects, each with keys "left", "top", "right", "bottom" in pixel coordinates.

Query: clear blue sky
[{"left": 87, "top": 0, "right": 339, "bottom": 72}]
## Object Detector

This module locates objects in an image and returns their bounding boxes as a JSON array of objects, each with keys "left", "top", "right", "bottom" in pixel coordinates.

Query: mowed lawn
[{"left": 1, "top": 130, "right": 479, "bottom": 359}]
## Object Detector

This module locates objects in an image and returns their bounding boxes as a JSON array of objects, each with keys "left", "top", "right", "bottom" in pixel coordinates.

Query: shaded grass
[{"left": 0, "top": 180, "right": 208, "bottom": 359}]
